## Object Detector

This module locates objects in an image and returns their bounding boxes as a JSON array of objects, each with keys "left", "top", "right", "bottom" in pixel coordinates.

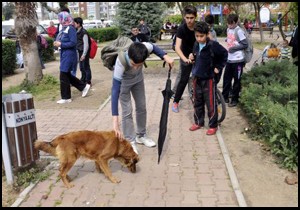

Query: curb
[
  {"left": 11, "top": 182, "right": 38, "bottom": 207},
  {"left": 216, "top": 126, "right": 247, "bottom": 207}
]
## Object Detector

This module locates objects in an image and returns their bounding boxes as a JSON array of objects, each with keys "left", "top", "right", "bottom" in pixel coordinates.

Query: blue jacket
[
  {"left": 192, "top": 39, "right": 228, "bottom": 80},
  {"left": 58, "top": 25, "right": 77, "bottom": 72}
]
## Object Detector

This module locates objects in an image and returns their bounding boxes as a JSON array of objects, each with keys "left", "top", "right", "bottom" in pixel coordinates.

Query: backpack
[
  {"left": 101, "top": 36, "right": 133, "bottom": 71},
  {"left": 40, "top": 35, "right": 48, "bottom": 49},
  {"left": 231, "top": 26, "right": 253, "bottom": 63},
  {"left": 89, "top": 37, "right": 98, "bottom": 59}
]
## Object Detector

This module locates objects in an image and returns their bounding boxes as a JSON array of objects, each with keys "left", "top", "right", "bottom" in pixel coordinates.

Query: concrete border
[
  {"left": 10, "top": 182, "right": 38, "bottom": 207},
  {"left": 216, "top": 127, "right": 248, "bottom": 207}
]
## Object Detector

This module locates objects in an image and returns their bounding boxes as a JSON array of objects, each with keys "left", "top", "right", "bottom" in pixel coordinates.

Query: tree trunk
[
  {"left": 278, "top": 10, "right": 291, "bottom": 41},
  {"left": 14, "top": 2, "right": 43, "bottom": 84},
  {"left": 177, "top": 2, "right": 183, "bottom": 18},
  {"left": 20, "top": 41, "right": 43, "bottom": 83},
  {"left": 254, "top": 3, "right": 264, "bottom": 43}
]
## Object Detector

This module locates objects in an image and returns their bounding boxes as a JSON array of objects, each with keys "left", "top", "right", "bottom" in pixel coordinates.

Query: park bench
[
  {"left": 146, "top": 43, "right": 179, "bottom": 61},
  {"left": 252, "top": 27, "right": 274, "bottom": 37},
  {"left": 163, "top": 28, "right": 177, "bottom": 36}
]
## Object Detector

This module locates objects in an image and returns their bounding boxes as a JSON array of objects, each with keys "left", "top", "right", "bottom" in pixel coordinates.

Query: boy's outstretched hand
[{"left": 163, "top": 54, "right": 174, "bottom": 68}]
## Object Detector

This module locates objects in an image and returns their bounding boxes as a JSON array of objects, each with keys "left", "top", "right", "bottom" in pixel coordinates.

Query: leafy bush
[
  {"left": 164, "top": 14, "right": 183, "bottom": 24},
  {"left": 2, "top": 37, "right": 55, "bottom": 75},
  {"left": 214, "top": 25, "right": 227, "bottom": 37},
  {"left": 240, "top": 61, "right": 298, "bottom": 171},
  {"left": 87, "top": 27, "right": 120, "bottom": 43},
  {"left": 41, "top": 37, "right": 55, "bottom": 62},
  {"left": 2, "top": 39, "right": 17, "bottom": 75}
]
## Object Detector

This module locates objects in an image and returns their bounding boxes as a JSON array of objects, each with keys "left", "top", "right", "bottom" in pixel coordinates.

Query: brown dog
[{"left": 34, "top": 130, "right": 139, "bottom": 188}]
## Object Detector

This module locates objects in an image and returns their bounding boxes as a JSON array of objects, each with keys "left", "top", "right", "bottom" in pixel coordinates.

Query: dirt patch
[{"left": 220, "top": 107, "right": 298, "bottom": 207}]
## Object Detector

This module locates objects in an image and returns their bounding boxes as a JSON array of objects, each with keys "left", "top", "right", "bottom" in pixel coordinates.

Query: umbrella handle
[{"left": 162, "top": 61, "right": 172, "bottom": 79}]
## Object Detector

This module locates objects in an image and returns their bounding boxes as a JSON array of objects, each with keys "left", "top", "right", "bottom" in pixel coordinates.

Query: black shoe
[
  {"left": 224, "top": 98, "right": 229, "bottom": 103},
  {"left": 228, "top": 101, "right": 238, "bottom": 107}
]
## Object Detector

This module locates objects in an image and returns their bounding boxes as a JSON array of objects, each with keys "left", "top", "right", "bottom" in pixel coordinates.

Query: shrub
[
  {"left": 41, "top": 37, "right": 55, "bottom": 62},
  {"left": 240, "top": 61, "right": 298, "bottom": 171},
  {"left": 87, "top": 27, "right": 120, "bottom": 43},
  {"left": 214, "top": 25, "right": 227, "bottom": 36},
  {"left": 2, "top": 39, "right": 17, "bottom": 75},
  {"left": 164, "top": 14, "right": 183, "bottom": 25}
]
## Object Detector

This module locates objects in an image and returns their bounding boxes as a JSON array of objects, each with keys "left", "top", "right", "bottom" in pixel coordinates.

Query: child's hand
[{"left": 214, "top": 68, "right": 219, "bottom": 74}]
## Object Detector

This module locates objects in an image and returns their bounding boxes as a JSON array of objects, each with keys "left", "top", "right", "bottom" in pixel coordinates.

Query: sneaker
[
  {"left": 224, "top": 98, "right": 229, "bottom": 103},
  {"left": 130, "top": 141, "right": 139, "bottom": 154},
  {"left": 206, "top": 127, "right": 218, "bottom": 135},
  {"left": 136, "top": 136, "right": 156, "bottom": 147},
  {"left": 172, "top": 102, "right": 179, "bottom": 113},
  {"left": 82, "top": 84, "right": 91, "bottom": 97},
  {"left": 228, "top": 101, "right": 238, "bottom": 107},
  {"left": 189, "top": 124, "right": 202, "bottom": 131},
  {"left": 57, "top": 99, "right": 72, "bottom": 104}
]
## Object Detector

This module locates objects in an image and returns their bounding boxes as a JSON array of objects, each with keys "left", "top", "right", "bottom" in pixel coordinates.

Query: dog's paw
[
  {"left": 110, "top": 176, "right": 121, "bottom": 183},
  {"left": 66, "top": 183, "right": 75, "bottom": 189}
]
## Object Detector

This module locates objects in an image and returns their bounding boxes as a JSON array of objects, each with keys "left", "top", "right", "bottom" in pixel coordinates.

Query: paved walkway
[
  {"left": 7, "top": 35, "right": 271, "bottom": 207},
  {"left": 17, "top": 72, "right": 243, "bottom": 207}
]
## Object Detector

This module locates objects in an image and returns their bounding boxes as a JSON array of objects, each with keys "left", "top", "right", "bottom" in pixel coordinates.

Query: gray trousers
[{"left": 120, "top": 79, "right": 146, "bottom": 142}]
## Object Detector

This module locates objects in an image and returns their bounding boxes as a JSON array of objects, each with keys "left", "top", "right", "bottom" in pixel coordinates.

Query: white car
[{"left": 2, "top": 19, "right": 48, "bottom": 40}]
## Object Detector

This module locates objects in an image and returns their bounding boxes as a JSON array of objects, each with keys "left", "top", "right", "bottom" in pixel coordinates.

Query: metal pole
[{"left": 2, "top": 104, "right": 14, "bottom": 185}]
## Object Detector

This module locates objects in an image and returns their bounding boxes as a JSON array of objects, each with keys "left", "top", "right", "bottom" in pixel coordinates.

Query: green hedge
[
  {"left": 240, "top": 61, "right": 298, "bottom": 171},
  {"left": 2, "top": 39, "right": 17, "bottom": 75},
  {"left": 41, "top": 37, "right": 55, "bottom": 62},
  {"left": 214, "top": 25, "right": 227, "bottom": 37},
  {"left": 2, "top": 37, "right": 55, "bottom": 75},
  {"left": 87, "top": 26, "right": 120, "bottom": 43}
]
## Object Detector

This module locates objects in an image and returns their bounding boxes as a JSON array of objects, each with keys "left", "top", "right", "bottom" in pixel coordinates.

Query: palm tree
[{"left": 14, "top": 2, "right": 43, "bottom": 84}]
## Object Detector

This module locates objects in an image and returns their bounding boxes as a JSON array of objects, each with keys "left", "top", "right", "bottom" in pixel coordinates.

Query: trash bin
[{"left": 2, "top": 93, "right": 39, "bottom": 169}]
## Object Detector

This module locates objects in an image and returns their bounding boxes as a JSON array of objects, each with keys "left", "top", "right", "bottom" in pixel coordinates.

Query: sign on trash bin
[{"left": 2, "top": 93, "right": 39, "bottom": 169}]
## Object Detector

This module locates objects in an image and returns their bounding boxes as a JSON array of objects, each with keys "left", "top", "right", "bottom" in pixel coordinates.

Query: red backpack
[
  {"left": 89, "top": 37, "right": 98, "bottom": 59},
  {"left": 40, "top": 35, "right": 48, "bottom": 49}
]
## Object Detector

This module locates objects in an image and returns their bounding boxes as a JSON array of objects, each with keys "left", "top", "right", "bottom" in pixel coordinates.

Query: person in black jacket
[
  {"left": 74, "top": 17, "right": 92, "bottom": 85},
  {"left": 188, "top": 21, "right": 228, "bottom": 135},
  {"left": 130, "top": 26, "right": 148, "bottom": 42}
]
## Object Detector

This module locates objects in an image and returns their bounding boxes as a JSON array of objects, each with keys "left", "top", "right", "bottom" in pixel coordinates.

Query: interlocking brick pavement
[{"left": 18, "top": 73, "right": 243, "bottom": 207}]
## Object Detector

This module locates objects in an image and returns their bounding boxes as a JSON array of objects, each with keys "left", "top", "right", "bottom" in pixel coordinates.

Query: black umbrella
[{"left": 158, "top": 62, "right": 173, "bottom": 164}]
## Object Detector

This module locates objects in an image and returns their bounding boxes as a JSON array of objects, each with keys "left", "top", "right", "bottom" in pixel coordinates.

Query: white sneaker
[
  {"left": 136, "top": 136, "right": 156, "bottom": 147},
  {"left": 130, "top": 141, "right": 139, "bottom": 154},
  {"left": 57, "top": 99, "right": 72, "bottom": 104},
  {"left": 82, "top": 84, "right": 91, "bottom": 97}
]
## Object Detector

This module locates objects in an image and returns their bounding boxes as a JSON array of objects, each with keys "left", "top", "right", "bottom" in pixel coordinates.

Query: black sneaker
[{"left": 228, "top": 101, "right": 238, "bottom": 107}]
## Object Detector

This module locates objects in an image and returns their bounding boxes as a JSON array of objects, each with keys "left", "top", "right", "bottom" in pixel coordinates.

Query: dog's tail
[{"left": 34, "top": 140, "right": 57, "bottom": 156}]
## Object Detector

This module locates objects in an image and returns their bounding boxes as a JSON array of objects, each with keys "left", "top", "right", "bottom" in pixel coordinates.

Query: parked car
[
  {"left": 2, "top": 19, "right": 48, "bottom": 40},
  {"left": 83, "top": 20, "right": 104, "bottom": 29}
]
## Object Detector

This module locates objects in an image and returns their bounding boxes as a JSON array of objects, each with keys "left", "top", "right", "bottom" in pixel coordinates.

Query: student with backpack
[
  {"left": 74, "top": 17, "right": 92, "bottom": 85},
  {"left": 222, "top": 14, "right": 248, "bottom": 107},
  {"left": 111, "top": 42, "right": 174, "bottom": 154},
  {"left": 188, "top": 21, "right": 227, "bottom": 135}
]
